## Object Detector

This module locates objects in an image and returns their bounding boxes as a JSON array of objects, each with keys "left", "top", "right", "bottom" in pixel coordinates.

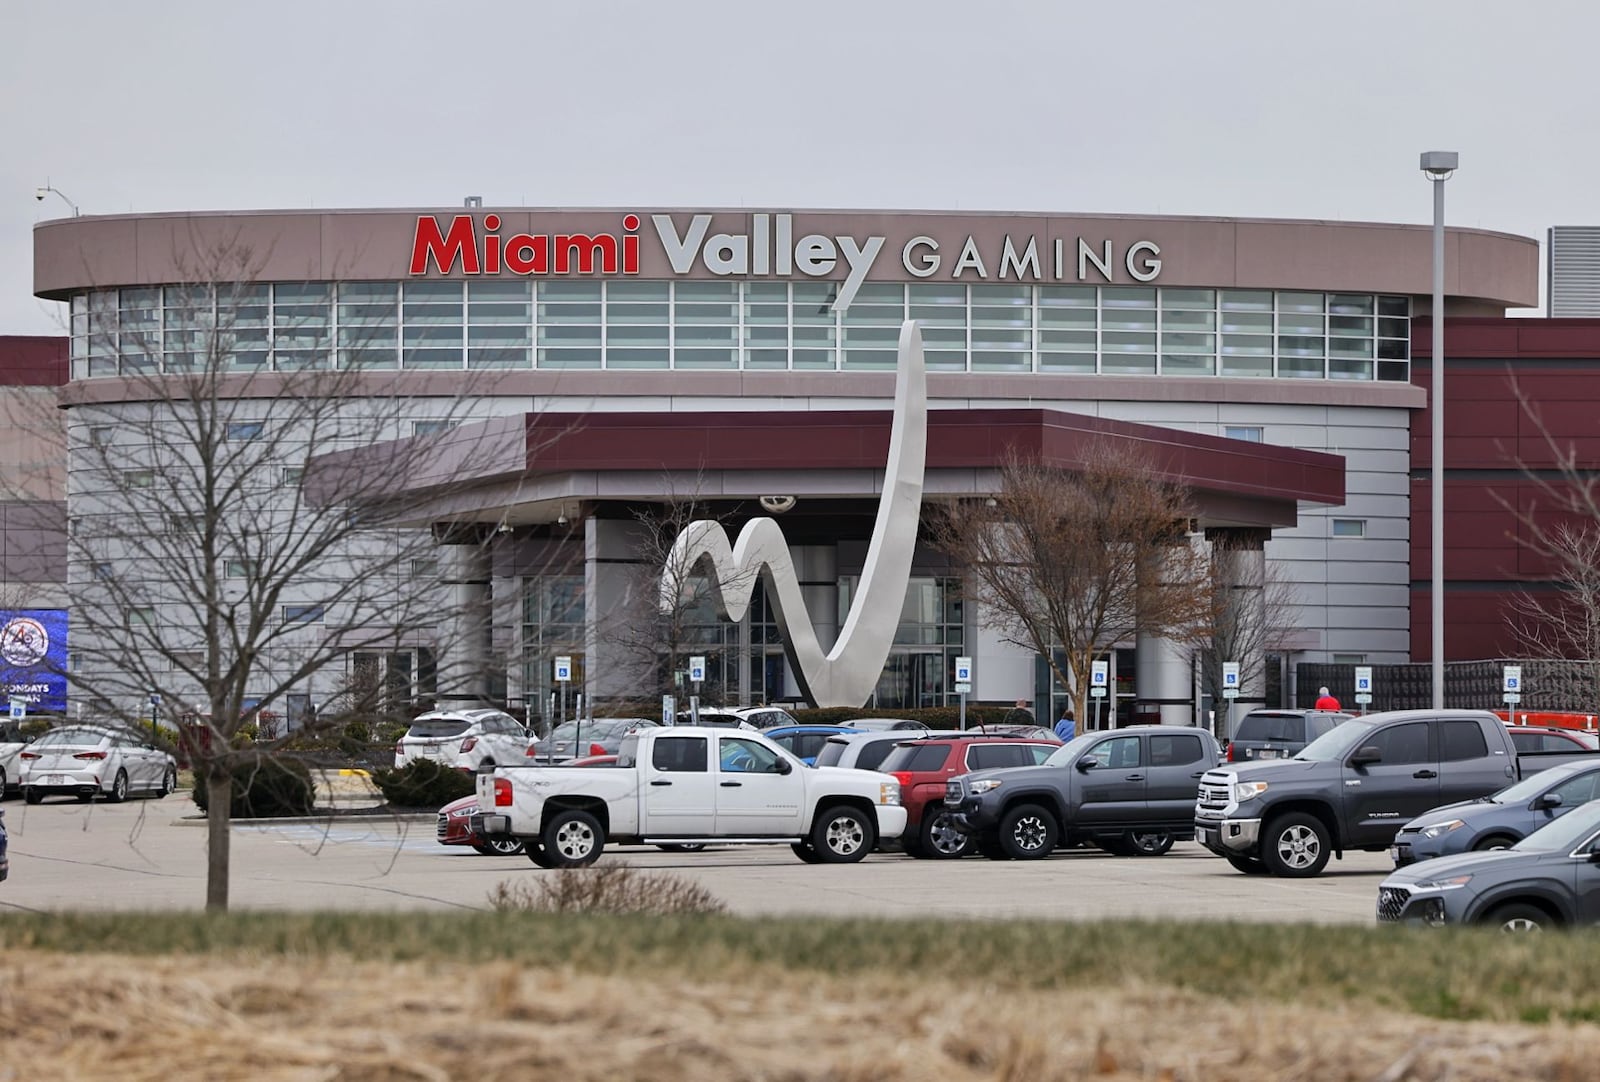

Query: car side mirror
[
  {"left": 775, "top": 758, "right": 793, "bottom": 775},
  {"left": 1349, "top": 745, "right": 1382, "bottom": 767},
  {"left": 1076, "top": 756, "right": 1097, "bottom": 772},
  {"left": 1534, "top": 792, "right": 1565, "bottom": 811}
]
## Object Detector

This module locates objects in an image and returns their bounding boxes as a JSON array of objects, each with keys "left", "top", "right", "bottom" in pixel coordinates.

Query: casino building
[{"left": 26, "top": 207, "right": 1540, "bottom": 727}]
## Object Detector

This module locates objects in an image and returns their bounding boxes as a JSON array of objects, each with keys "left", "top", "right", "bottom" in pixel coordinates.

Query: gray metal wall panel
[{"left": 1548, "top": 227, "right": 1600, "bottom": 317}]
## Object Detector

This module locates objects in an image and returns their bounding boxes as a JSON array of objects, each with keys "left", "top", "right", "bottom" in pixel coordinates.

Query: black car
[
  {"left": 1391, "top": 759, "right": 1600, "bottom": 866},
  {"left": 1224, "top": 708, "right": 1350, "bottom": 763},
  {"left": 1377, "top": 798, "right": 1600, "bottom": 931}
]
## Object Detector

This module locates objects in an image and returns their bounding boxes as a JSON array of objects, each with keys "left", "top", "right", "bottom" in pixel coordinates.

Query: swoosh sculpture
[{"left": 661, "top": 320, "right": 927, "bottom": 707}]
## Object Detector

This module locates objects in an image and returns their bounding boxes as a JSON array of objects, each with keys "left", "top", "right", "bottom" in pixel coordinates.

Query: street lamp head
[{"left": 1419, "top": 150, "right": 1459, "bottom": 180}]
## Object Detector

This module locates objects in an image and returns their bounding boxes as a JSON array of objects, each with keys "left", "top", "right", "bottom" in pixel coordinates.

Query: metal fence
[{"left": 1296, "top": 659, "right": 1600, "bottom": 713}]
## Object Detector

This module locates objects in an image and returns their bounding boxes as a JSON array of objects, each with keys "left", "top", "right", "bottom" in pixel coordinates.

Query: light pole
[
  {"left": 34, "top": 184, "right": 80, "bottom": 216},
  {"left": 1421, "top": 150, "right": 1458, "bottom": 710}
]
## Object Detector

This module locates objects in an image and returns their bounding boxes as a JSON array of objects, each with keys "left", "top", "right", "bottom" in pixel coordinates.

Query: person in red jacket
[{"left": 1314, "top": 686, "right": 1341, "bottom": 711}]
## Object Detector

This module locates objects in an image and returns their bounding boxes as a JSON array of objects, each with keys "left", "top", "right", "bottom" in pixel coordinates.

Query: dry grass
[
  {"left": 488, "top": 864, "right": 729, "bottom": 916},
  {"left": 3, "top": 947, "right": 1599, "bottom": 1081}
]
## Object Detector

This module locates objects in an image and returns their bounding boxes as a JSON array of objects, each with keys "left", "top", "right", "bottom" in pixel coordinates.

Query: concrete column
[
  {"left": 585, "top": 517, "right": 653, "bottom": 704},
  {"left": 435, "top": 527, "right": 493, "bottom": 709},
  {"left": 1135, "top": 533, "right": 1200, "bottom": 726},
  {"left": 792, "top": 544, "right": 838, "bottom": 703},
  {"left": 1205, "top": 526, "right": 1272, "bottom": 724}
]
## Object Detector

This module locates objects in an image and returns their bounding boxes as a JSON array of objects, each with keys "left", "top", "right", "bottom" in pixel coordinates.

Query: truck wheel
[
  {"left": 1484, "top": 902, "right": 1552, "bottom": 933},
  {"left": 525, "top": 843, "right": 557, "bottom": 868},
  {"left": 791, "top": 841, "right": 826, "bottom": 864},
  {"left": 1226, "top": 853, "right": 1271, "bottom": 875},
  {"left": 1126, "top": 831, "right": 1174, "bottom": 856},
  {"left": 916, "top": 806, "right": 976, "bottom": 859},
  {"left": 1261, "top": 812, "right": 1331, "bottom": 877},
  {"left": 811, "top": 805, "right": 875, "bottom": 863},
  {"left": 998, "top": 803, "right": 1058, "bottom": 859},
  {"left": 541, "top": 808, "right": 605, "bottom": 867}
]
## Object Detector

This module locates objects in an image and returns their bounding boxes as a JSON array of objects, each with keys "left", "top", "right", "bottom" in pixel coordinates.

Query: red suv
[{"left": 878, "top": 735, "right": 1059, "bottom": 859}]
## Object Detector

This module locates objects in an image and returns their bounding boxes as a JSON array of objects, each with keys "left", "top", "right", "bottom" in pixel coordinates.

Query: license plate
[
  {"left": 1198, "top": 827, "right": 1215, "bottom": 845},
  {"left": 1257, "top": 749, "right": 1278, "bottom": 759},
  {"left": 1388, "top": 846, "right": 1400, "bottom": 862},
  {"left": 46, "top": 774, "right": 66, "bottom": 784}
]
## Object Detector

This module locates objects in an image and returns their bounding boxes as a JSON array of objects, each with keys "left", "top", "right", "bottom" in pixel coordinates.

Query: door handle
[
  {"left": 650, "top": 780, "right": 673, "bottom": 787},
  {"left": 1190, "top": 771, "right": 1205, "bottom": 778},
  {"left": 720, "top": 781, "right": 742, "bottom": 788},
  {"left": 1412, "top": 769, "right": 1437, "bottom": 779},
  {"left": 1125, "top": 773, "right": 1145, "bottom": 781}
]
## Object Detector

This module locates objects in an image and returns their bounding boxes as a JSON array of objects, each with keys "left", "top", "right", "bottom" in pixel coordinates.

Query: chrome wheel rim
[
  {"left": 824, "top": 814, "right": 865, "bottom": 856},
  {"left": 1276, "top": 825, "right": 1320, "bottom": 869},
  {"left": 1132, "top": 832, "right": 1169, "bottom": 853},
  {"left": 552, "top": 820, "right": 595, "bottom": 860},
  {"left": 927, "top": 812, "right": 968, "bottom": 855},
  {"left": 162, "top": 770, "right": 176, "bottom": 795},
  {"left": 112, "top": 773, "right": 127, "bottom": 800},
  {"left": 1012, "top": 815, "right": 1048, "bottom": 851},
  {"left": 1500, "top": 917, "right": 1543, "bottom": 933},
  {"left": 487, "top": 837, "right": 523, "bottom": 855}
]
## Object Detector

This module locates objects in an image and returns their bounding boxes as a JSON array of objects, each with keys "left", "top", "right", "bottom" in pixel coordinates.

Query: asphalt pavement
[{"left": 0, "top": 786, "right": 1394, "bottom": 921}]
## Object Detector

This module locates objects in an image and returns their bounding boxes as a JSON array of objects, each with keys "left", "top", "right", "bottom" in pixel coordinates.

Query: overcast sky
[{"left": 3, "top": 0, "right": 1594, "bottom": 334}]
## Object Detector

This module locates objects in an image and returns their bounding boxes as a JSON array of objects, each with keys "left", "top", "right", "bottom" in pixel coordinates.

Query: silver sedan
[{"left": 19, "top": 725, "right": 178, "bottom": 804}]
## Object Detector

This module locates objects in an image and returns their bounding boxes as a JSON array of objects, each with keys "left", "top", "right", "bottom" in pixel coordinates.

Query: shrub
[
  {"left": 191, "top": 756, "right": 315, "bottom": 817},
  {"left": 489, "top": 864, "right": 727, "bottom": 916},
  {"left": 372, "top": 759, "right": 475, "bottom": 808}
]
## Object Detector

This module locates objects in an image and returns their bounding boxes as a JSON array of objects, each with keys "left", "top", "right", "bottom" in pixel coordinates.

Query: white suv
[{"left": 394, "top": 709, "right": 528, "bottom": 771}]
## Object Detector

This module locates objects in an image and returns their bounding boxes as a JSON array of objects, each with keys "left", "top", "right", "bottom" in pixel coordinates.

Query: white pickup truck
[{"left": 472, "top": 726, "right": 906, "bottom": 867}]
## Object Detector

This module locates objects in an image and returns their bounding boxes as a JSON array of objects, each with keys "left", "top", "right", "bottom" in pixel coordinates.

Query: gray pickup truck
[
  {"left": 945, "top": 725, "right": 1221, "bottom": 859},
  {"left": 1195, "top": 708, "right": 1600, "bottom": 878}
]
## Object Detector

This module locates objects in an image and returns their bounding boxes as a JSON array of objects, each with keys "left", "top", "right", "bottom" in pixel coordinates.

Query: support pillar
[
  {"left": 1205, "top": 526, "right": 1272, "bottom": 736},
  {"left": 1135, "top": 532, "right": 1202, "bottom": 726},
  {"left": 434, "top": 525, "right": 494, "bottom": 709}
]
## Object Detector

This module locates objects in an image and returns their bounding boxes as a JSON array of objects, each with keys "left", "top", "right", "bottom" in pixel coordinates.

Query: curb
[{"left": 171, "top": 810, "right": 438, "bottom": 827}]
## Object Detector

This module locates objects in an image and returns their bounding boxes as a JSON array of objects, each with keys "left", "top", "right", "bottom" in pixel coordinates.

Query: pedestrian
[
  {"left": 1054, "top": 706, "right": 1076, "bottom": 742},
  {"left": 1002, "top": 698, "right": 1035, "bottom": 726},
  {"left": 1315, "top": 686, "right": 1342, "bottom": 711}
]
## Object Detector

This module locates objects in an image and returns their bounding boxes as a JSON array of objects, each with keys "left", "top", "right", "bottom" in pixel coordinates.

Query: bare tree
[
  {"left": 2, "top": 244, "right": 531, "bottom": 910},
  {"left": 1186, "top": 536, "right": 1299, "bottom": 726},
  {"left": 595, "top": 481, "right": 759, "bottom": 709},
  {"left": 927, "top": 443, "right": 1209, "bottom": 725}
]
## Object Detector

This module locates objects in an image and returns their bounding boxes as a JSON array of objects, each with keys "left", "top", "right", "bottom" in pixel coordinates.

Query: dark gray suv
[
  {"left": 1391, "top": 759, "right": 1600, "bottom": 867},
  {"left": 1377, "top": 798, "right": 1600, "bottom": 931},
  {"left": 1224, "top": 709, "right": 1350, "bottom": 764}
]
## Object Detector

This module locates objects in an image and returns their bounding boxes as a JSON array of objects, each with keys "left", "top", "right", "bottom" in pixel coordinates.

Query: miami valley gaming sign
[{"left": 1, "top": 610, "right": 67, "bottom": 715}]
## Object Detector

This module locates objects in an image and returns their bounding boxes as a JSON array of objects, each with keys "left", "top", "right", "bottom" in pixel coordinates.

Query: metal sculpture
[{"left": 661, "top": 321, "right": 926, "bottom": 706}]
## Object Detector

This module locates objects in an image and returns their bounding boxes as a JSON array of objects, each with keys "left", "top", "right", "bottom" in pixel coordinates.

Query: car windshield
[
  {"left": 406, "top": 719, "right": 470, "bottom": 739},
  {"left": 1293, "top": 718, "right": 1381, "bottom": 761},
  {"left": 1511, "top": 799, "right": 1600, "bottom": 852},
  {"left": 1490, "top": 765, "right": 1597, "bottom": 806},
  {"left": 1043, "top": 732, "right": 1108, "bottom": 768},
  {"left": 32, "top": 728, "right": 109, "bottom": 747},
  {"left": 545, "top": 719, "right": 639, "bottom": 743},
  {"left": 1234, "top": 715, "right": 1303, "bottom": 743}
]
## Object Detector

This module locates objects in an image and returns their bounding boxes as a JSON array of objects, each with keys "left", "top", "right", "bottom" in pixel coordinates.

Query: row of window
[{"left": 69, "top": 282, "right": 1413, "bottom": 381}]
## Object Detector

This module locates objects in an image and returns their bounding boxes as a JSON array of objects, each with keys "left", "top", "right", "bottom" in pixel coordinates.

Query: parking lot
[{"left": 0, "top": 794, "right": 1394, "bottom": 921}]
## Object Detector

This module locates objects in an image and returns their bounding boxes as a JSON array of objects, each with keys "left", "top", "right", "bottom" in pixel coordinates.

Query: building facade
[{"left": 30, "top": 208, "right": 1539, "bottom": 727}]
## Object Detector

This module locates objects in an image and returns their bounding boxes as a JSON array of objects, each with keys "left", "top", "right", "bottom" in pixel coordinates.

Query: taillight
[
  {"left": 891, "top": 771, "right": 914, "bottom": 790},
  {"left": 19, "top": 751, "right": 40, "bottom": 760},
  {"left": 525, "top": 744, "right": 539, "bottom": 758},
  {"left": 1225, "top": 743, "right": 1236, "bottom": 762},
  {"left": 73, "top": 751, "right": 108, "bottom": 760},
  {"left": 493, "top": 778, "right": 512, "bottom": 807},
  {"left": 460, "top": 736, "right": 478, "bottom": 753},
  {"left": 589, "top": 743, "right": 606, "bottom": 757},
  {"left": 394, "top": 741, "right": 404, "bottom": 759}
]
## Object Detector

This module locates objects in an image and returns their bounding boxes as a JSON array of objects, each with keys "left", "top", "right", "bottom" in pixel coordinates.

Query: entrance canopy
[{"left": 329, "top": 407, "right": 1345, "bottom": 531}]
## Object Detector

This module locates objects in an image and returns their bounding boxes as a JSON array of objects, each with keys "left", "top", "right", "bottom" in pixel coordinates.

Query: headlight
[
  {"left": 1419, "top": 819, "right": 1465, "bottom": 839},
  {"left": 1233, "top": 780, "right": 1270, "bottom": 802},
  {"left": 1412, "top": 874, "right": 1473, "bottom": 892},
  {"left": 879, "top": 781, "right": 901, "bottom": 806},
  {"left": 969, "top": 779, "right": 1003, "bottom": 795}
]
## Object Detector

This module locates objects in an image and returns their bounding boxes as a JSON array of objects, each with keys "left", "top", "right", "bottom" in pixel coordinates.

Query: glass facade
[{"left": 70, "top": 283, "right": 1413, "bottom": 382}]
